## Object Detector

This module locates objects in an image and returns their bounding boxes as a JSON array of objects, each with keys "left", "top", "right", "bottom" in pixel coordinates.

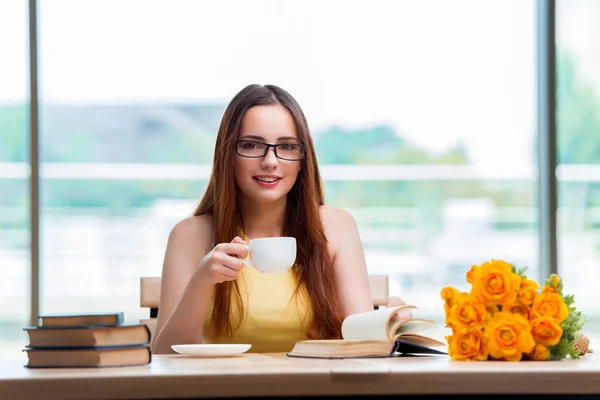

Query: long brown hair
[{"left": 194, "top": 84, "right": 344, "bottom": 339}]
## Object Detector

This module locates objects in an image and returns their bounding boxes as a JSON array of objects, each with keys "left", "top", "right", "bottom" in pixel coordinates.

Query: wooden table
[{"left": 1, "top": 353, "right": 599, "bottom": 400}]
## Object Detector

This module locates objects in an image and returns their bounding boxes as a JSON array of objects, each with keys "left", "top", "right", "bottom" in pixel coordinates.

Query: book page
[
  {"left": 341, "top": 305, "right": 416, "bottom": 341},
  {"left": 389, "top": 318, "right": 436, "bottom": 338},
  {"left": 288, "top": 339, "right": 395, "bottom": 358},
  {"left": 395, "top": 333, "right": 446, "bottom": 347}
]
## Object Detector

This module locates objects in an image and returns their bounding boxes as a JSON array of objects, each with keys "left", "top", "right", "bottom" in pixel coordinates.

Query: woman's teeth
[{"left": 256, "top": 177, "right": 278, "bottom": 182}]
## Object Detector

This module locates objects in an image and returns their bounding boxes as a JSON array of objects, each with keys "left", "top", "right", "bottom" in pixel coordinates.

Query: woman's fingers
[
  {"left": 386, "top": 296, "right": 412, "bottom": 321},
  {"left": 211, "top": 251, "right": 244, "bottom": 271},
  {"left": 230, "top": 236, "right": 249, "bottom": 259},
  {"left": 207, "top": 238, "right": 251, "bottom": 282},
  {"left": 231, "top": 236, "right": 247, "bottom": 245},
  {"left": 201, "top": 238, "right": 250, "bottom": 284},
  {"left": 395, "top": 309, "right": 413, "bottom": 320},
  {"left": 215, "top": 242, "right": 248, "bottom": 258}
]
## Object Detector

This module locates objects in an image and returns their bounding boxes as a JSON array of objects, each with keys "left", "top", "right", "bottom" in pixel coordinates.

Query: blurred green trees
[{"left": 0, "top": 52, "right": 599, "bottom": 216}]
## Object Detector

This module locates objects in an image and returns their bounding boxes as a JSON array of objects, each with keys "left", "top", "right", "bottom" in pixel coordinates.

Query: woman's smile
[{"left": 254, "top": 174, "right": 282, "bottom": 187}]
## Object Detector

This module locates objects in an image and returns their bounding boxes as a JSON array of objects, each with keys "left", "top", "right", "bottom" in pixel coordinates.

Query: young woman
[{"left": 151, "top": 84, "right": 409, "bottom": 354}]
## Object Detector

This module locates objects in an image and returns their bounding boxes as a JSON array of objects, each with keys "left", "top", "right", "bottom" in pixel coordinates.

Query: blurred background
[{"left": 1, "top": 0, "right": 599, "bottom": 357}]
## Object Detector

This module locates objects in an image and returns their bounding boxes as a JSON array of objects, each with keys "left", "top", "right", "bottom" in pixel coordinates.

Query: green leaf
[{"left": 547, "top": 288, "right": 587, "bottom": 359}]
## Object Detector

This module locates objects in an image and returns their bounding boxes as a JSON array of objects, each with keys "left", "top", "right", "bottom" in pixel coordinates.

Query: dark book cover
[
  {"left": 36, "top": 311, "right": 125, "bottom": 328},
  {"left": 393, "top": 339, "right": 448, "bottom": 355}
]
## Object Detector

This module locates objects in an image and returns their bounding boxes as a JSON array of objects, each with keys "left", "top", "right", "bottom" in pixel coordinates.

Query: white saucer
[{"left": 171, "top": 344, "right": 252, "bottom": 358}]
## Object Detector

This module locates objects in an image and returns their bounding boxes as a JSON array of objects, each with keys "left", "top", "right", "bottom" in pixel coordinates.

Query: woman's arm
[
  {"left": 150, "top": 216, "right": 248, "bottom": 354},
  {"left": 150, "top": 217, "right": 213, "bottom": 354},
  {"left": 321, "top": 206, "right": 412, "bottom": 320},
  {"left": 320, "top": 206, "right": 374, "bottom": 317}
]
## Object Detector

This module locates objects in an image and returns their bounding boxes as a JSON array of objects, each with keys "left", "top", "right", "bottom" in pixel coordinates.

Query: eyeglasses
[{"left": 235, "top": 140, "right": 305, "bottom": 161}]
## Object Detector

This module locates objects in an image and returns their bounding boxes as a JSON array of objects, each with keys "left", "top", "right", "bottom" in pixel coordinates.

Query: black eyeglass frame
[{"left": 235, "top": 140, "right": 306, "bottom": 161}]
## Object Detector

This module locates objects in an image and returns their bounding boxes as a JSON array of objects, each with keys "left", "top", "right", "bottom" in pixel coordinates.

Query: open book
[{"left": 287, "top": 305, "right": 447, "bottom": 359}]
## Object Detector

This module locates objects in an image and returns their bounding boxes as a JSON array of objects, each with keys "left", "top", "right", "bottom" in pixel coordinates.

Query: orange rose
[
  {"left": 466, "top": 264, "right": 479, "bottom": 284},
  {"left": 446, "top": 330, "right": 488, "bottom": 361},
  {"left": 487, "top": 304, "right": 500, "bottom": 315},
  {"left": 446, "top": 294, "right": 488, "bottom": 333},
  {"left": 530, "top": 317, "right": 563, "bottom": 346},
  {"left": 470, "top": 259, "right": 521, "bottom": 307},
  {"left": 441, "top": 286, "right": 462, "bottom": 320},
  {"left": 518, "top": 279, "right": 539, "bottom": 306},
  {"left": 527, "top": 344, "right": 550, "bottom": 361},
  {"left": 542, "top": 285, "right": 558, "bottom": 294},
  {"left": 505, "top": 303, "right": 532, "bottom": 321},
  {"left": 441, "top": 286, "right": 461, "bottom": 307},
  {"left": 532, "top": 292, "right": 568, "bottom": 322},
  {"left": 485, "top": 312, "right": 535, "bottom": 361}
]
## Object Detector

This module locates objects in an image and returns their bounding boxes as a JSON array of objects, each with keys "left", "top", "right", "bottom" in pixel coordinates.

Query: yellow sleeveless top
[{"left": 202, "top": 237, "right": 313, "bottom": 353}]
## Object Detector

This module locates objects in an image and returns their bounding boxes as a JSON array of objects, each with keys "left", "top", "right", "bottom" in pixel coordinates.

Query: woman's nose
[{"left": 260, "top": 146, "right": 279, "bottom": 167}]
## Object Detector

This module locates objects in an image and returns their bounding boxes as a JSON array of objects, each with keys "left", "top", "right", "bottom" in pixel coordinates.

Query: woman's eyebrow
[
  {"left": 239, "top": 135, "right": 299, "bottom": 142},
  {"left": 239, "top": 135, "right": 264, "bottom": 141},
  {"left": 277, "top": 136, "right": 299, "bottom": 142}
]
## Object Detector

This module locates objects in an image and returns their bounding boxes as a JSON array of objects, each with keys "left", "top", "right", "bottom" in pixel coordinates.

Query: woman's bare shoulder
[
  {"left": 168, "top": 214, "right": 214, "bottom": 252},
  {"left": 319, "top": 205, "right": 357, "bottom": 226},
  {"left": 319, "top": 205, "right": 359, "bottom": 248}
]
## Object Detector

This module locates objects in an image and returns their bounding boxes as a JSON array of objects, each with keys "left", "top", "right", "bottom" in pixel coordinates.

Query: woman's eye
[
  {"left": 243, "top": 143, "right": 257, "bottom": 149},
  {"left": 280, "top": 144, "right": 293, "bottom": 151}
]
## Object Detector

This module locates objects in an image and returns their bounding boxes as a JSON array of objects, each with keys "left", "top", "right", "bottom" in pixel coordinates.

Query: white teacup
[{"left": 241, "top": 237, "right": 297, "bottom": 273}]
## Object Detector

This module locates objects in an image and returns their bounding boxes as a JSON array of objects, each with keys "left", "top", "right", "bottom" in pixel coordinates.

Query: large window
[
  {"left": 557, "top": 0, "right": 600, "bottom": 327},
  {"left": 0, "top": 0, "right": 29, "bottom": 358},
  {"left": 3, "top": 0, "right": 598, "bottom": 358},
  {"left": 36, "top": 0, "right": 538, "bottom": 338}
]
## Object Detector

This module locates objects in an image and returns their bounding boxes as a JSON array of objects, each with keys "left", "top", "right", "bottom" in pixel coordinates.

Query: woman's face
[{"left": 234, "top": 104, "right": 302, "bottom": 205}]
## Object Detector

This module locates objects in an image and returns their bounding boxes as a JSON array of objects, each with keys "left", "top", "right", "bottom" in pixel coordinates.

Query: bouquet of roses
[{"left": 441, "top": 259, "right": 591, "bottom": 361}]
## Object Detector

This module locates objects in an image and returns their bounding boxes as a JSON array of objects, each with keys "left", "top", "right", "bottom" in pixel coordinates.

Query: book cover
[
  {"left": 37, "top": 312, "right": 125, "bottom": 328},
  {"left": 23, "top": 345, "right": 151, "bottom": 368},
  {"left": 24, "top": 324, "right": 150, "bottom": 348}
]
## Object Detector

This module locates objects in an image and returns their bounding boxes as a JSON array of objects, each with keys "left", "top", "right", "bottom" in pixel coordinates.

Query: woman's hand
[
  {"left": 387, "top": 295, "right": 413, "bottom": 321},
  {"left": 193, "top": 236, "right": 248, "bottom": 286}
]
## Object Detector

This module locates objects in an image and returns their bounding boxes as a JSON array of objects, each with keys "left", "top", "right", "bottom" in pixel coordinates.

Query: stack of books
[{"left": 23, "top": 311, "right": 152, "bottom": 368}]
